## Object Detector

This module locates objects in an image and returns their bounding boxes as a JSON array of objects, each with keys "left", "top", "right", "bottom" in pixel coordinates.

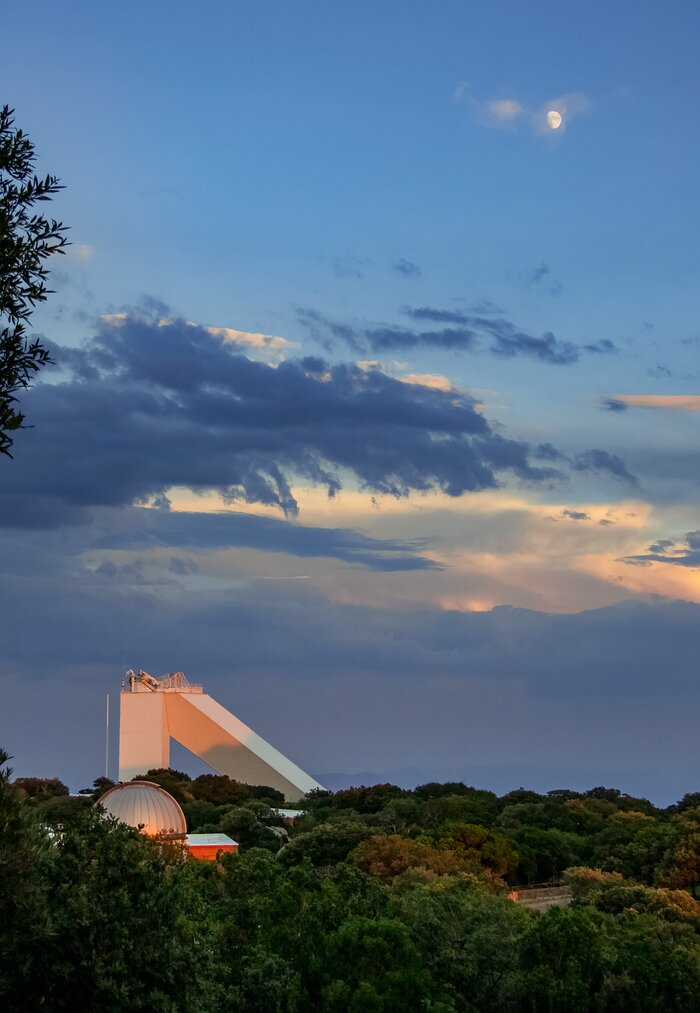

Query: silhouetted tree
[{"left": 0, "top": 105, "right": 68, "bottom": 456}]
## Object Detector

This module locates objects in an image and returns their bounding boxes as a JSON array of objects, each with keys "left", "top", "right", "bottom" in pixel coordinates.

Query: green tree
[
  {"left": 319, "top": 916, "right": 432, "bottom": 1012},
  {"left": 43, "top": 809, "right": 216, "bottom": 1011},
  {"left": 12, "top": 774, "right": 68, "bottom": 798},
  {"left": 0, "top": 106, "right": 68, "bottom": 456},
  {"left": 394, "top": 879, "right": 531, "bottom": 1012},
  {"left": 0, "top": 749, "right": 55, "bottom": 1008},
  {"left": 511, "top": 826, "right": 578, "bottom": 883},
  {"left": 354, "top": 833, "right": 491, "bottom": 885},
  {"left": 655, "top": 809, "right": 700, "bottom": 892},
  {"left": 436, "top": 821, "right": 521, "bottom": 880},
  {"left": 220, "top": 803, "right": 286, "bottom": 852},
  {"left": 134, "top": 766, "right": 193, "bottom": 802},
  {"left": 278, "top": 818, "right": 373, "bottom": 867}
]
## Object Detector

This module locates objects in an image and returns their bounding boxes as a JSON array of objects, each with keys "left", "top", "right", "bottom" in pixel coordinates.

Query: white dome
[{"left": 97, "top": 781, "right": 187, "bottom": 838}]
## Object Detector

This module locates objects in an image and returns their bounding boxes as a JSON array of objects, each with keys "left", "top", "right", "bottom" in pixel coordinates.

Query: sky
[{"left": 1, "top": 1, "right": 699, "bottom": 802}]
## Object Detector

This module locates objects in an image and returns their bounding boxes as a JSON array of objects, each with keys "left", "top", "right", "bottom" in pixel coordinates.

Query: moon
[{"left": 546, "top": 109, "right": 563, "bottom": 130}]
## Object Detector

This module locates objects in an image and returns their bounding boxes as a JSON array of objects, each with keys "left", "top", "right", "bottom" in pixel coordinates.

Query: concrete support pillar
[{"left": 118, "top": 692, "right": 169, "bottom": 782}]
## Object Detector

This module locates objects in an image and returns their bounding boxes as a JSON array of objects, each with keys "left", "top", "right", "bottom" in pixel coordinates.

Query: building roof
[
  {"left": 96, "top": 780, "right": 187, "bottom": 838},
  {"left": 185, "top": 833, "right": 238, "bottom": 847}
]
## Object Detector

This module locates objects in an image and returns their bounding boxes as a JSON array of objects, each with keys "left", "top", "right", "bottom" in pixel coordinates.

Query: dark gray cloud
[
  {"left": 622, "top": 531, "right": 700, "bottom": 568},
  {"left": 392, "top": 258, "right": 421, "bottom": 278},
  {"left": 601, "top": 398, "right": 628, "bottom": 412},
  {"left": 4, "top": 313, "right": 561, "bottom": 527},
  {"left": 531, "top": 442, "right": 635, "bottom": 486},
  {"left": 93, "top": 507, "right": 441, "bottom": 572},
  {"left": 470, "top": 300, "right": 504, "bottom": 315},
  {"left": 584, "top": 339, "right": 616, "bottom": 354},
  {"left": 405, "top": 307, "right": 618, "bottom": 364},
  {"left": 526, "top": 263, "right": 562, "bottom": 296},
  {"left": 647, "top": 363, "right": 696, "bottom": 380},
  {"left": 1, "top": 553, "right": 698, "bottom": 804},
  {"left": 299, "top": 307, "right": 476, "bottom": 354},
  {"left": 300, "top": 305, "right": 617, "bottom": 365},
  {"left": 562, "top": 509, "right": 590, "bottom": 521},
  {"left": 332, "top": 255, "right": 368, "bottom": 279},
  {"left": 571, "top": 449, "right": 637, "bottom": 486},
  {"left": 528, "top": 263, "right": 551, "bottom": 284}
]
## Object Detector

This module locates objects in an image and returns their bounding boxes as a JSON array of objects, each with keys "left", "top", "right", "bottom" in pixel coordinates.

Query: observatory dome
[{"left": 96, "top": 781, "right": 187, "bottom": 838}]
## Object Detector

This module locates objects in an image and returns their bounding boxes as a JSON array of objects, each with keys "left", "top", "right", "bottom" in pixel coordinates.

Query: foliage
[
  {"left": 394, "top": 879, "right": 532, "bottom": 1011},
  {"left": 219, "top": 803, "right": 287, "bottom": 853},
  {"left": 79, "top": 775, "right": 116, "bottom": 800},
  {"left": 278, "top": 818, "right": 373, "bottom": 867},
  {"left": 319, "top": 915, "right": 432, "bottom": 1011},
  {"left": 5, "top": 751, "right": 700, "bottom": 1011},
  {"left": 13, "top": 775, "right": 68, "bottom": 797},
  {"left": 0, "top": 106, "right": 68, "bottom": 456},
  {"left": 0, "top": 750, "right": 56, "bottom": 1007},
  {"left": 354, "top": 833, "right": 488, "bottom": 884}
]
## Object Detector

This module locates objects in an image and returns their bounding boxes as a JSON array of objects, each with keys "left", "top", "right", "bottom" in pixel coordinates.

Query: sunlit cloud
[
  {"left": 206, "top": 325, "right": 298, "bottom": 359},
  {"left": 486, "top": 98, "right": 524, "bottom": 122},
  {"left": 165, "top": 486, "right": 682, "bottom": 613},
  {"left": 454, "top": 84, "right": 524, "bottom": 128},
  {"left": 399, "top": 373, "right": 457, "bottom": 392},
  {"left": 603, "top": 394, "right": 700, "bottom": 412},
  {"left": 355, "top": 359, "right": 461, "bottom": 394},
  {"left": 100, "top": 313, "right": 296, "bottom": 362},
  {"left": 66, "top": 243, "right": 96, "bottom": 262}
]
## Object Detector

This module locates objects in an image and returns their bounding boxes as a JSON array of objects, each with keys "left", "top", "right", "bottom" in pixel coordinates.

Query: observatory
[
  {"left": 97, "top": 780, "right": 187, "bottom": 839},
  {"left": 96, "top": 780, "right": 239, "bottom": 859},
  {"left": 118, "top": 670, "right": 323, "bottom": 802}
]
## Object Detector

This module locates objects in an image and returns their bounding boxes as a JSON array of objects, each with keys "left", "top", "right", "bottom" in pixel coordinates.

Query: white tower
[{"left": 118, "top": 670, "right": 323, "bottom": 802}]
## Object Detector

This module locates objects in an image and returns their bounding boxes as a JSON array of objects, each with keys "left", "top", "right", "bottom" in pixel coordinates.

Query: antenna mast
[{"left": 105, "top": 693, "right": 110, "bottom": 780}]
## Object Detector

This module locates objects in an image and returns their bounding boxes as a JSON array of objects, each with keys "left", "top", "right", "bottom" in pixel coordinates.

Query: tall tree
[{"left": 0, "top": 105, "right": 67, "bottom": 456}]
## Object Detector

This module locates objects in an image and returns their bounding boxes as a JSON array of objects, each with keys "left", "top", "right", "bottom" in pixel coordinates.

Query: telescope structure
[{"left": 118, "top": 669, "right": 323, "bottom": 802}]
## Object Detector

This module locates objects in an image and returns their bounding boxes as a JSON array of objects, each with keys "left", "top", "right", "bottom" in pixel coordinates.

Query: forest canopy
[{"left": 2, "top": 752, "right": 700, "bottom": 1011}]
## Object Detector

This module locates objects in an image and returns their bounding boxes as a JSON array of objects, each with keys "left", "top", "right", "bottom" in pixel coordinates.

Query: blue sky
[{"left": 2, "top": 2, "right": 700, "bottom": 800}]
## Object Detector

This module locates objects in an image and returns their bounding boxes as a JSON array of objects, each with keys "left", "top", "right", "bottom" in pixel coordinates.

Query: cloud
[
  {"left": 299, "top": 307, "right": 477, "bottom": 355},
  {"left": 454, "top": 85, "right": 524, "bottom": 128},
  {"left": 403, "top": 306, "right": 618, "bottom": 364},
  {"left": 5, "top": 311, "right": 563, "bottom": 527},
  {"left": 457, "top": 86, "right": 590, "bottom": 135},
  {"left": 333, "top": 255, "right": 368, "bottom": 279},
  {"left": 584, "top": 340, "right": 616, "bottom": 355},
  {"left": 563, "top": 509, "right": 590, "bottom": 521},
  {"left": 392, "top": 258, "right": 421, "bottom": 278},
  {"left": 487, "top": 98, "right": 524, "bottom": 121},
  {"left": 3, "top": 551, "right": 699, "bottom": 802},
  {"left": 601, "top": 398, "right": 628, "bottom": 412},
  {"left": 93, "top": 507, "right": 441, "bottom": 572},
  {"left": 622, "top": 531, "right": 700, "bottom": 568},
  {"left": 401, "top": 306, "right": 473, "bottom": 325},
  {"left": 525, "top": 263, "right": 562, "bottom": 295},
  {"left": 572, "top": 450, "right": 637, "bottom": 486},
  {"left": 399, "top": 373, "right": 456, "bottom": 392},
  {"left": 530, "top": 444, "right": 635, "bottom": 485},
  {"left": 206, "top": 325, "right": 298, "bottom": 361},
  {"left": 602, "top": 395, "right": 700, "bottom": 412},
  {"left": 526, "top": 263, "right": 563, "bottom": 295},
  {"left": 302, "top": 302, "right": 613, "bottom": 367},
  {"left": 66, "top": 244, "right": 95, "bottom": 262},
  {"left": 528, "top": 263, "right": 551, "bottom": 284},
  {"left": 646, "top": 364, "right": 695, "bottom": 380}
]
